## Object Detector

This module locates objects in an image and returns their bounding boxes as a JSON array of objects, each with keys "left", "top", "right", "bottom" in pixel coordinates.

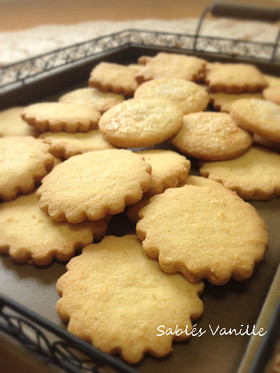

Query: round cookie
[
  {"left": 99, "top": 98, "right": 183, "bottom": 148},
  {"left": 170, "top": 112, "right": 253, "bottom": 161},
  {"left": 37, "top": 149, "right": 152, "bottom": 223},
  {"left": 262, "top": 87, "right": 280, "bottom": 105},
  {"left": 22, "top": 102, "right": 101, "bottom": 133},
  {"left": 253, "top": 133, "right": 280, "bottom": 152},
  {"left": 185, "top": 175, "right": 228, "bottom": 190},
  {"left": 0, "top": 193, "right": 108, "bottom": 266},
  {"left": 39, "top": 130, "right": 114, "bottom": 159},
  {"left": 209, "top": 92, "right": 263, "bottom": 113},
  {"left": 137, "top": 149, "right": 190, "bottom": 196},
  {"left": 136, "top": 184, "right": 268, "bottom": 285},
  {"left": 264, "top": 74, "right": 280, "bottom": 88},
  {"left": 58, "top": 87, "right": 124, "bottom": 112},
  {"left": 56, "top": 235, "right": 204, "bottom": 363},
  {"left": 199, "top": 146, "right": 280, "bottom": 200},
  {"left": 134, "top": 78, "right": 209, "bottom": 115},
  {"left": 0, "top": 107, "right": 39, "bottom": 137},
  {"left": 231, "top": 98, "right": 280, "bottom": 142},
  {"left": 0, "top": 136, "right": 55, "bottom": 201}
]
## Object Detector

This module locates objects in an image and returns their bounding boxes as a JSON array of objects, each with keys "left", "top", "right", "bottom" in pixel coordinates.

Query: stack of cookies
[{"left": 1, "top": 51, "right": 280, "bottom": 364}]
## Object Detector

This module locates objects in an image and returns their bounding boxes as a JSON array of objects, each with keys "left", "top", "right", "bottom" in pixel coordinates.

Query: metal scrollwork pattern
[
  {"left": 0, "top": 295, "right": 136, "bottom": 373},
  {"left": 0, "top": 29, "right": 279, "bottom": 89}
]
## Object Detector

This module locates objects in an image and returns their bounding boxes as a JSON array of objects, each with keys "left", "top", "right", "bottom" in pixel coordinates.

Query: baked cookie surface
[
  {"left": 56, "top": 234, "right": 204, "bottom": 363},
  {"left": 137, "top": 149, "right": 190, "bottom": 196},
  {"left": 126, "top": 198, "right": 150, "bottom": 223},
  {"left": 136, "top": 184, "right": 268, "bottom": 285},
  {"left": 37, "top": 149, "right": 151, "bottom": 223},
  {"left": 231, "top": 98, "right": 280, "bottom": 142},
  {"left": 171, "top": 112, "right": 253, "bottom": 161},
  {"left": 0, "top": 193, "right": 107, "bottom": 266},
  {"left": 263, "top": 87, "right": 280, "bottom": 105},
  {"left": 134, "top": 78, "right": 209, "bottom": 114},
  {"left": 253, "top": 133, "right": 280, "bottom": 152},
  {"left": 205, "top": 63, "right": 267, "bottom": 93},
  {"left": 210, "top": 92, "right": 263, "bottom": 113},
  {"left": 0, "top": 136, "right": 54, "bottom": 201},
  {"left": 88, "top": 62, "right": 138, "bottom": 96},
  {"left": 58, "top": 87, "right": 124, "bottom": 112},
  {"left": 0, "top": 107, "right": 39, "bottom": 137},
  {"left": 264, "top": 74, "right": 280, "bottom": 88},
  {"left": 199, "top": 146, "right": 280, "bottom": 200},
  {"left": 185, "top": 175, "right": 228, "bottom": 190},
  {"left": 135, "top": 52, "right": 206, "bottom": 83},
  {"left": 22, "top": 102, "right": 100, "bottom": 133},
  {"left": 99, "top": 98, "right": 183, "bottom": 148},
  {"left": 39, "top": 130, "right": 114, "bottom": 159}
]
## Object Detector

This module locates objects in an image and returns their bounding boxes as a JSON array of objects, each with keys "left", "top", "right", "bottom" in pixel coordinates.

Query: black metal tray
[{"left": 1, "top": 5, "right": 280, "bottom": 371}]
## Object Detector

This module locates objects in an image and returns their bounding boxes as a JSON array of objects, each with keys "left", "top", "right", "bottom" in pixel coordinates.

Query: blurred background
[{"left": 1, "top": 0, "right": 280, "bottom": 31}]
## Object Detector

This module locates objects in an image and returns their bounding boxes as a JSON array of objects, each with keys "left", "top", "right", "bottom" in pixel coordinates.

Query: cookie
[
  {"left": 128, "top": 64, "right": 143, "bottom": 72},
  {"left": 263, "top": 87, "right": 280, "bottom": 105},
  {"left": 170, "top": 112, "right": 253, "bottom": 161},
  {"left": 199, "top": 146, "right": 280, "bottom": 200},
  {"left": 39, "top": 130, "right": 114, "bottom": 159},
  {"left": 88, "top": 62, "right": 138, "bottom": 96},
  {"left": 0, "top": 193, "right": 108, "bottom": 266},
  {"left": 134, "top": 78, "right": 209, "bottom": 115},
  {"left": 253, "top": 134, "right": 280, "bottom": 152},
  {"left": 185, "top": 175, "right": 228, "bottom": 190},
  {"left": 135, "top": 52, "right": 206, "bottom": 84},
  {"left": 264, "top": 74, "right": 280, "bottom": 88},
  {"left": 56, "top": 234, "right": 204, "bottom": 363},
  {"left": 0, "top": 136, "right": 55, "bottom": 201},
  {"left": 205, "top": 63, "right": 268, "bottom": 93},
  {"left": 137, "top": 149, "right": 190, "bottom": 196},
  {"left": 21, "top": 102, "right": 100, "bottom": 133},
  {"left": 126, "top": 198, "right": 150, "bottom": 223},
  {"left": 37, "top": 149, "right": 151, "bottom": 223},
  {"left": 126, "top": 150, "right": 190, "bottom": 222},
  {"left": 210, "top": 92, "right": 263, "bottom": 113},
  {"left": 136, "top": 184, "right": 268, "bottom": 285},
  {"left": 137, "top": 55, "right": 153, "bottom": 65},
  {"left": 0, "top": 107, "right": 39, "bottom": 137},
  {"left": 99, "top": 98, "right": 183, "bottom": 148},
  {"left": 58, "top": 87, "right": 124, "bottom": 113},
  {"left": 231, "top": 98, "right": 280, "bottom": 142}
]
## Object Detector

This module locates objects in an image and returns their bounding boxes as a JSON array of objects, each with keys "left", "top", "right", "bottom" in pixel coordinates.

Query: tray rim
[
  {"left": 1, "top": 43, "right": 280, "bottom": 373},
  {"left": 1, "top": 28, "right": 279, "bottom": 94}
]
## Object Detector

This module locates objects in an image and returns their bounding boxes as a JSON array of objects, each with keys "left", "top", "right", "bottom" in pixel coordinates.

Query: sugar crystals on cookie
[
  {"left": 231, "top": 98, "right": 280, "bottom": 142},
  {"left": 171, "top": 112, "right": 253, "bottom": 161},
  {"left": 134, "top": 78, "right": 209, "bottom": 114},
  {"left": 99, "top": 98, "right": 183, "bottom": 148}
]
